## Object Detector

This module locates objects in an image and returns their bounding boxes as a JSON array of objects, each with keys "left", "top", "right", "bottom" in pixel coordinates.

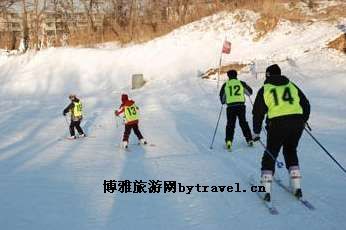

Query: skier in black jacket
[
  {"left": 252, "top": 64, "right": 310, "bottom": 202},
  {"left": 63, "top": 94, "right": 85, "bottom": 139},
  {"left": 219, "top": 70, "right": 253, "bottom": 151}
]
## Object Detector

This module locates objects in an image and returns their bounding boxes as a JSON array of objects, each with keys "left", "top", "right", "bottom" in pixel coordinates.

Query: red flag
[{"left": 222, "top": 40, "right": 231, "bottom": 54}]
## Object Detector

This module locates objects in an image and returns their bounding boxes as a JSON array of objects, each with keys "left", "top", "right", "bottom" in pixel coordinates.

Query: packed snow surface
[{"left": 0, "top": 10, "right": 345, "bottom": 230}]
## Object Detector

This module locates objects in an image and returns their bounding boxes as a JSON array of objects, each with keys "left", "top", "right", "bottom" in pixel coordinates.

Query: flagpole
[
  {"left": 217, "top": 49, "right": 223, "bottom": 90},
  {"left": 217, "top": 36, "right": 226, "bottom": 90}
]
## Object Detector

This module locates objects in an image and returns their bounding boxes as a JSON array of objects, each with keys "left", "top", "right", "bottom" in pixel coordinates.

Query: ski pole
[
  {"left": 64, "top": 115, "right": 69, "bottom": 127},
  {"left": 304, "top": 127, "right": 346, "bottom": 174},
  {"left": 258, "top": 139, "right": 284, "bottom": 168},
  {"left": 305, "top": 122, "right": 312, "bottom": 131},
  {"left": 209, "top": 104, "right": 224, "bottom": 149},
  {"left": 115, "top": 115, "right": 120, "bottom": 128},
  {"left": 247, "top": 95, "right": 269, "bottom": 136},
  {"left": 246, "top": 95, "right": 283, "bottom": 167},
  {"left": 247, "top": 95, "right": 254, "bottom": 106}
]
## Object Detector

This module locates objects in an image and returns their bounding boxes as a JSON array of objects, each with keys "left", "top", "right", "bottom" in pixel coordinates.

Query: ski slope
[{"left": 0, "top": 10, "right": 346, "bottom": 230}]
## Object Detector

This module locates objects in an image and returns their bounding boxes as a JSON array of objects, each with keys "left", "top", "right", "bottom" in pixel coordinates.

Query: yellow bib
[
  {"left": 124, "top": 104, "right": 139, "bottom": 122},
  {"left": 263, "top": 82, "right": 303, "bottom": 119},
  {"left": 225, "top": 79, "right": 245, "bottom": 104}
]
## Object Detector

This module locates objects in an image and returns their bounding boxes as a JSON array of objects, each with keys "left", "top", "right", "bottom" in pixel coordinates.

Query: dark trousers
[
  {"left": 70, "top": 120, "right": 84, "bottom": 136},
  {"left": 226, "top": 105, "right": 252, "bottom": 142},
  {"left": 123, "top": 123, "right": 144, "bottom": 142},
  {"left": 261, "top": 117, "right": 304, "bottom": 173}
]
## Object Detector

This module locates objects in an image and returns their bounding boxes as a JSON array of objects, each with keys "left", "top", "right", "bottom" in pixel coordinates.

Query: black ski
[
  {"left": 273, "top": 178, "right": 315, "bottom": 210},
  {"left": 116, "top": 144, "right": 131, "bottom": 152},
  {"left": 58, "top": 135, "right": 95, "bottom": 141},
  {"left": 223, "top": 146, "right": 232, "bottom": 152},
  {"left": 137, "top": 143, "right": 156, "bottom": 147},
  {"left": 249, "top": 177, "right": 279, "bottom": 215}
]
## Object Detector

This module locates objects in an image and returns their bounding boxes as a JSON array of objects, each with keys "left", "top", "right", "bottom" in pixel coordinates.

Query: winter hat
[
  {"left": 121, "top": 94, "right": 129, "bottom": 103},
  {"left": 227, "top": 70, "right": 238, "bottom": 79},
  {"left": 69, "top": 94, "right": 76, "bottom": 100},
  {"left": 266, "top": 64, "right": 281, "bottom": 78}
]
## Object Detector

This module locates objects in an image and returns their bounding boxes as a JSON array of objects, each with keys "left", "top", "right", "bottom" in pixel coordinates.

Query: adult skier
[
  {"left": 252, "top": 64, "right": 310, "bottom": 202},
  {"left": 115, "top": 94, "right": 147, "bottom": 149},
  {"left": 219, "top": 70, "right": 254, "bottom": 150},
  {"left": 63, "top": 94, "right": 86, "bottom": 139}
]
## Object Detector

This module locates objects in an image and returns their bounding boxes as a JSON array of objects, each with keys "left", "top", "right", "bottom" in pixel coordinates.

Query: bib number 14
[{"left": 270, "top": 87, "right": 294, "bottom": 106}]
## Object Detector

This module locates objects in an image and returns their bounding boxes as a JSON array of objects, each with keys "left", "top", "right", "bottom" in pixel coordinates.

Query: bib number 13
[
  {"left": 127, "top": 106, "right": 137, "bottom": 116},
  {"left": 76, "top": 104, "right": 82, "bottom": 112},
  {"left": 270, "top": 87, "right": 294, "bottom": 105}
]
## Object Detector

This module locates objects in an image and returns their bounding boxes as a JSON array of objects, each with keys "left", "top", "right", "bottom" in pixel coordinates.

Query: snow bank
[{"left": 0, "top": 10, "right": 344, "bottom": 98}]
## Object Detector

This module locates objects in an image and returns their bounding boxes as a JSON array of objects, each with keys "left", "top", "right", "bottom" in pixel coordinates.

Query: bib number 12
[{"left": 229, "top": 85, "right": 241, "bottom": 96}]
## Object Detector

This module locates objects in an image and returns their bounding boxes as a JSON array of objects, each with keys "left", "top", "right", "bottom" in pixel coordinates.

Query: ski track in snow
[
  {"left": 0, "top": 10, "right": 346, "bottom": 230},
  {"left": 0, "top": 75, "right": 345, "bottom": 229}
]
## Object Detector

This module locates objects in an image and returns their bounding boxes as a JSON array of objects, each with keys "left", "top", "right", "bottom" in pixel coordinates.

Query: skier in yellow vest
[
  {"left": 115, "top": 94, "right": 147, "bottom": 149},
  {"left": 63, "top": 94, "right": 86, "bottom": 139},
  {"left": 219, "top": 70, "right": 253, "bottom": 151},
  {"left": 252, "top": 64, "right": 310, "bottom": 202}
]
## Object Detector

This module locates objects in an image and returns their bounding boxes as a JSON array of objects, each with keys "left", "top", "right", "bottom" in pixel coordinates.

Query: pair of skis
[
  {"left": 249, "top": 177, "right": 315, "bottom": 215},
  {"left": 249, "top": 176, "right": 279, "bottom": 215},
  {"left": 117, "top": 143, "right": 156, "bottom": 152},
  {"left": 223, "top": 142, "right": 254, "bottom": 152},
  {"left": 274, "top": 178, "right": 315, "bottom": 211},
  {"left": 58, "top": 135, "right": 95, "bottom": 141}
]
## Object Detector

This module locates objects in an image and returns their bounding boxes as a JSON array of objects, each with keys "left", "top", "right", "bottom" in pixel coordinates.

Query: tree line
[{"left": 0, "top": 0, "right": 315, "bottom": 51}]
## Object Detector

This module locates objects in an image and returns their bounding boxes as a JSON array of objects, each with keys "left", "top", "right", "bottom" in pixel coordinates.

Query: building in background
[{"left": 0, "top": 10, "right": 105, "bottom": 50}]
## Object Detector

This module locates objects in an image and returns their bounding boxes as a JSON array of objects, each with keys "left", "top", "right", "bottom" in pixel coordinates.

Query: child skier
[
  {"left": 63, "top": 94, "right": 86, "bottom": 139},
  {"left": 115, "top": 94, "right": 147, "bottom": 148}
]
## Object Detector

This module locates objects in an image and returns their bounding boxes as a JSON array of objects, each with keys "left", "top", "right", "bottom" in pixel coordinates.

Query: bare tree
[
  {"left": 58, "top": 0, "right": 78, "bottom": 34},
  {"left": 81, "top": 0, "right": 98, "bottom": 32},
  {"left": 1, "top": 0, "right": 235, "bottom": 49},
  {"left": 0, "top": 0, "right": 18, "bottom": 12},
  {"left": 31, "top": 0, "right": 48, "bottom": 49},
  {"left": 21, "top": 0, "right": 30, "bottom": 51},
  {"left": 49, "top": 0, "right": 59, "bottom": 41},
  {"left": 0, "top": 1, "right": 20, "bottom": 49}
]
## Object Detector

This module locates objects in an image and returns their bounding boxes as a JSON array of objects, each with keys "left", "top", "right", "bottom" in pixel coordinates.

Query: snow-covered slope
[{"left": 0, "top": 11, "right": 345, "bottom": 230}]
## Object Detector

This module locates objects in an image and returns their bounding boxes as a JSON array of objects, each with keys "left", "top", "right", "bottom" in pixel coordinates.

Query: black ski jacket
[
  {"left": 63, "top": 98, "right": 80, "bottom": 116},
  {"left": 252, "top": 75, "right": 310, "bottom": 134}
]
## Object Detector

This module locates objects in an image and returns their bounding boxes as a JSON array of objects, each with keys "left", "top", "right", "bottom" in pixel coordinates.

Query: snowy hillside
[{"left": 0, "top": 10, "right": 346, "bottom": 230}]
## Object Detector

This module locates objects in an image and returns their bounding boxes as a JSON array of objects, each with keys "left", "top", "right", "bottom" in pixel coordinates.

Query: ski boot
[
  {"left": 140, "top": 138, "right": 147, "bottom": 145},
  {"left": 226, "top": 140, "right": 232, "bottom": 151},
  {"left": 122, "top": 141, "right": 128, "bottom": 149},
  {"left": 261, "top": 170, "right": 273, "bottom": 202},
  {"left": 294, "top": 189, "right": 303, "bottom": 199},
  {"left": 263, "top": 193, "right": 271, "bottom": 202},
  {"left": 68, "top": 135, "right": 76, "bottom": 140},
  {"left": 247, "top": 140, "right": 254, "bottom": 147},
  {"left": 79, "top": 133, "right": 86, "bottom": 138},
  {"left": 289, "top": 166, "right": 303, "bottom": 199}
]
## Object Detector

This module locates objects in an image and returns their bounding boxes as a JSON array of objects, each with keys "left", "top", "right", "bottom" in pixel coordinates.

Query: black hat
[
  {"left": 266, "top": 64, "right": 281, "bottom": 78},
  {"left": 227, "top": 70, "right": 237, "bottom": 79}
]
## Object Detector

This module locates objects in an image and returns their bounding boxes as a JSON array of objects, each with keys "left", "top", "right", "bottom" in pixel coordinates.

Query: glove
[
  {"left": 305, "top": 122, "right": 312, "bottom": 131},
  {"left": 252, "top": 133, "right": 260, "bottom": 142},
  {"left": 63, "top": 112, "right": 66, "bottom": 116},
  {"left": 221, "top": 98, "right": 225, "bottom": 105},
  {"left": 221, "top": 95, "right": 226, "bottom": 105}
]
